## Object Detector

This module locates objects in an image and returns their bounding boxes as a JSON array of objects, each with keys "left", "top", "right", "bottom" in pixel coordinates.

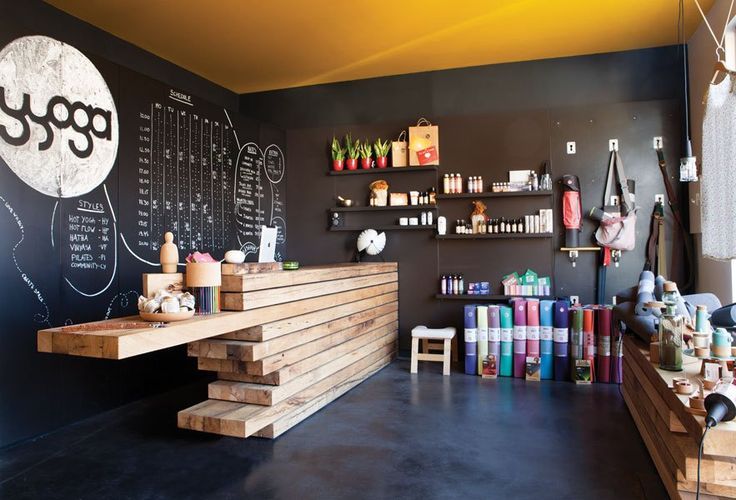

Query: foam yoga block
[
  {"left": 464, "top": 305, "right": 478, "bottom": 375},
  {"left": 488, "top": 306, "right": 501, "bottom": 370},
  {"left": 513, "top": 300, "right": 527, "bottom": 378},
  {"left": 500, "top": 305, "right": 513, "bottom": 377},
  {"left": 553, "top": 300, "right": 569, "bottom": 381},
  {"left": 476, "top": 306, "right": 489, "bottom": 374},
  {"left": 597, "top": 307, "right": 612, "bottom": 383},
  {"left": 540, "top": 300, "right": 554, "bottom": 380},
  {"left": 634, "top": 270, "right": 656, "bottom": 316}
]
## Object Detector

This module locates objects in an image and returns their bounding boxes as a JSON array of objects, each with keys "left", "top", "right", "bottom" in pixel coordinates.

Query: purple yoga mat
[
  {"left": 464, "top": 305, "right": 478, "bottom": 375},
  {"left": 553, "top": 300, "right": 569, "bottom": 381},
  {"left": 513, "top": 300, "right": 527, "bottom": 378}
]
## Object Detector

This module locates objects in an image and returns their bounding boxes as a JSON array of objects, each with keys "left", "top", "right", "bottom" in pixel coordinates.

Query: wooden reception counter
[
  {"left": 37, "top": 262, "right": 398, "bottom": 438},
  {"left": 622, "top": 337, "right": 736, "bottom": 499}
]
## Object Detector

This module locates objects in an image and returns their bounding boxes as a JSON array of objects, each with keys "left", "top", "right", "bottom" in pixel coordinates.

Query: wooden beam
[
  {"left": 208, "top": 333, "right": 396, "bottom": 405},
  {"left": 221, "top": 271, "right": 397, "bottom": 311},
  {"left": 220, "top": 262, "right": 397, "bottom": 291},
  {"left": 190, "top": 299, "right": 397, "bottom": 361},
  {"left": 254, "top": 353, "right": 393, "bottom": 439},
  {"left": 213, "top": 320, "right": 401, "bottom": 385},
  {"left": 178, "top": 348, "right": 396, "bottom": 438},
  {"left": 219, "top": 288, "right": 397, "bottom": 342}
]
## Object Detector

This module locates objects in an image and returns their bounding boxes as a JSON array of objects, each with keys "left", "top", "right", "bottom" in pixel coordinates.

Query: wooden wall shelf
[
  {"left": 436, "top": 191, "right": 552, "bottom": 199},
  {"left": 329, "top": 225, "right": 434, "bottom": 232},
  {"left": 328, "top": 166, "right": 438, "bottom": 176},
  {"left": 435, "top": 294, "right": 552, "bottom": 301},
  {"left": 329, "top": 205, "right": 437, "bottom": 212},
  {"left": 436, "top": 233, "right": 552, "bottom": 240}
]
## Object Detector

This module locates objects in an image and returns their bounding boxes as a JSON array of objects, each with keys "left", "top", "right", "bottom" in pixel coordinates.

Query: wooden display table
[
  {"left": 622, "top": 336, "right": 736, "bottom": 499},
  {"left": 38, "top": 262, "right": 398, "bottom": 438}
]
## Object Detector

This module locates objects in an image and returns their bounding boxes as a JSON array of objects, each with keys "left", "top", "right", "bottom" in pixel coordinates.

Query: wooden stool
[{"left": 410, "top": 326, "right": 456, "bottom": 376}]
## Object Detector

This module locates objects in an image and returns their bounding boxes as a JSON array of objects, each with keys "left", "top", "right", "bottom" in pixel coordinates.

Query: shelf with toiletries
[
  {"left": 436, "top": 233, "right": 551, "bottom": 240},
  {"left": 436, "top": 191, "right": 552, "bottom": 199},
  {"left": 434, "top": 294, "right": 553, "bottom": 301}
]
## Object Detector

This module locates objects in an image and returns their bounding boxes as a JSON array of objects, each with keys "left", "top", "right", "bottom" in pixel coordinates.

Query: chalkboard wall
[
  {"left": 241, "top": 46, "right": 689, "bottom": 355},
  {"left": 0, "top": 1, "right": 285, "bottom": 447}
]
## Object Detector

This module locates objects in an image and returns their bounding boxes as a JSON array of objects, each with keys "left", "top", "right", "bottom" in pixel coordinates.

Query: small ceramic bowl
[
  {"left": 695, "top": 346, "right": 710, "bottom": 357},
  {"left": 703, "top": 378, "right": 718, "bottom": 390},
  {"left": 689, "top": 395, "right": 705, "bottom": 410},
  {"left": 692, "top": 333, "right": 710, "bottom": 348},
  {"left": 675, "top": 381, "right": 693, "bottom": 395}
]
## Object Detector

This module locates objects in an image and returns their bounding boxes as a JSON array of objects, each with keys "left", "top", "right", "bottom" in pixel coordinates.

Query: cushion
[{"left": 411, "top": 325, "right": 456, "bottom": 339}]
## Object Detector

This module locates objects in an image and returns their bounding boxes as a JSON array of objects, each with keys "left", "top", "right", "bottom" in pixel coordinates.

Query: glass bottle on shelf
[{"left": 659, "top": 281, "right": 684, "bottom": 371}]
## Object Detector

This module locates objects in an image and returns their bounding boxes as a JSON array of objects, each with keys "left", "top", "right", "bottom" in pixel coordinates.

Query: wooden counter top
[{"left": 37, "top": 262, "right": 397, "bottom": 360}]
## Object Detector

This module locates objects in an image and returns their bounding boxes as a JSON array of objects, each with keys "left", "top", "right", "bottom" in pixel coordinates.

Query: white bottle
[
  {"left": 421, "top": 212, "right": 428, "bottom": 225},
  {"left": 437, "top": 216, "right": 446, "bottom": 235},
  {"left": 427, "top": 211, "right": 433, "bottom": 225},
  {"left": 443, "top": 174, "right": 450, "bottom": 194}
]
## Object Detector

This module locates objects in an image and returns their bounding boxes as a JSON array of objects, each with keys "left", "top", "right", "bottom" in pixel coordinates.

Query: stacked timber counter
[
  {"left": 38, "top": 262, "right": 398, "bottom": 439},
  {"left": 622, "top": 336, "right": 736, "bottom": 499}
]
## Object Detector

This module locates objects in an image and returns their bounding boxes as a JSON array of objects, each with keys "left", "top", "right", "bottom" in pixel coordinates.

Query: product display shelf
[
  {"left": 434, "top": 294, "right": 553, "bottom": 301},
  {"left": 329, "top": 205, "right": 437, "bottom": 212},
  {"left": 329, "top": 225, "right": 435, "bottom": 232},
  {"left": 436, "top": 191, "right": 552, "bottom": 199},
  {"left": 328, "top": 166, "right": 438, "bottom": 176},
  {"left": 436, "top": 233, "right": 552, "bottom": 240}
]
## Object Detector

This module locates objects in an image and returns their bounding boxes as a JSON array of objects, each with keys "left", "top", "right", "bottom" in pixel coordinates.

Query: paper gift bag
[
  {"left": 409, "top": 118, "right": 440, "bottom": 166},
  {"left": 391, "top": 130, "right": 408, "bottom": 167}
]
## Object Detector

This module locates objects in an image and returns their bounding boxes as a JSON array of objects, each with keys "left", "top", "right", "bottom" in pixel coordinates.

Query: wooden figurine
[
  {"left": 160, "top": 232, "right": 179, "bottom": 273},
  {"left": 470, "top": 200, "right": 488, "bottom": 234}
]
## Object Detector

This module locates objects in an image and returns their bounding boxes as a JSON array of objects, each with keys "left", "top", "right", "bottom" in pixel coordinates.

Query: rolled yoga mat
[
  {"left": 488, "top": 305, "right": 501, "bottom": 370},
  {"left": 570, "top": 307, "right": 584, "bottom": 380},
  {"left": 500, "top": 305, "right": 513, "bottom": 377},
  {"left": 597, "top": 307, "right": 612, "bottom": 383},
  {"left": 476, "top": 305, "right": 489, "bottom": 375},
  {"left": 611, "top": 319, "right": 623, "bottom": 384},
  {"left": 513, "top": 300, "right": 527, "bottom": 378},
  {"left": 526, "top": 299, "right": 540, "bottom": 359},
  {"left": 464, "top": 305, "right": 478, "bottom": 375},
  {"left": 540, "top": 300, "right": 555, "bottom": 380},
  {"left": 583, "top": 308, "right": 596, "bottom": 382},
  {"left": 553, "top": 300, "right": 570, "bottom": 381},
  {"left": 711, "top": 303, "right": 736, "bottom": 327},
  {"left": 634, "top": 270, "right": 656, "bottom": 316}
]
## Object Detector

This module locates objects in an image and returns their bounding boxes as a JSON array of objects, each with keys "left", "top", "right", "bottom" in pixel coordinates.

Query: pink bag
[{"left": 594, "top": 151, "right": 637, "bottom": 251}]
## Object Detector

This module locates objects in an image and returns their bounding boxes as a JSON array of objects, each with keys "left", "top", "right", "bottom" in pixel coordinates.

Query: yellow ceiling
[{"left": 45, "top": 0, "right": 713, "bottom": 94}]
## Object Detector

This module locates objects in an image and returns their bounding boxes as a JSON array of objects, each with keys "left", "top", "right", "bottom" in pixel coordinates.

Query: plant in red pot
[
  {"left": 344, "top": 134, "right": 359, "bottom": 170},
  {"left": 373, "top": 138, "right": 390, "bottom": 168},
  {"left": 359, "top": 139, "right": 373, "bottom": 169},
  {"left": 331, "top": 136, "right": 346, "bottom": 171}
]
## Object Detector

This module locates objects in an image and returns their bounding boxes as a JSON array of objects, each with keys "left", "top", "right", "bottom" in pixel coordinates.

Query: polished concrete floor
[{"left": 0, "top": 360, "right": 665, "bottom": 500}]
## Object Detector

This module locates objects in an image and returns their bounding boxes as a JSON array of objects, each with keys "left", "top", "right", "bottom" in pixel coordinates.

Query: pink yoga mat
[{"left": 513, "top": 300, "right": 527, "bottom": 378}]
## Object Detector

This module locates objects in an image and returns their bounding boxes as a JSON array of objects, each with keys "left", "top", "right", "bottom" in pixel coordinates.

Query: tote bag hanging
[{"left": 594, "top": 151, "right": 637, "bottom": 251}]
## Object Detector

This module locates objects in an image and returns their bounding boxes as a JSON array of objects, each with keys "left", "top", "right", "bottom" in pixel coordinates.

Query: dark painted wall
[
  {"left": 241, "top": 47, "right": 688, "bottom": 354},
  {"left": 0, "top": 1, "right": 243, "bottom": 448}
]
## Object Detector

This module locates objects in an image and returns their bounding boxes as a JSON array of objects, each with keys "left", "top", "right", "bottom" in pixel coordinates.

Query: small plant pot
[
  {"left": 332, "top": 159, "right": 344, "bottom": 171},
  {"left": 346, "top": 158, "right": 358, "bottom": 170},
  {"left": 376, "top": 156, "right": 388, "bottom": 168},
  {"left": 360, "top": 157, "right": 372, "bottom": 169}
]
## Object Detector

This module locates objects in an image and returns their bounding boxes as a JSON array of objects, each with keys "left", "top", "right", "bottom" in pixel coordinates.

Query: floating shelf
[
  {"left": 329, "top": 225, "right": 434, "bottom": 232},
  {"left": 328, "top": 166, "right": 438, "bottom": 176},
  {"left": 435, "top": 294, "right": 553, "bottom": 301},
  {"left": 436, "top": 191, "right": 552, "bottom": 199},
  {"left": 436, "top": 233, "right": 552, "bottom": 240},
  {"left": 328, "top": 205, "right": 437, "bottom": 212}
]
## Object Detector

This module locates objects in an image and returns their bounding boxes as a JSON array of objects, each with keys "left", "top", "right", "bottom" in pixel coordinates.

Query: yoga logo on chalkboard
[{"left": 0, "top": 36, "right": 118, "bottom": 198}]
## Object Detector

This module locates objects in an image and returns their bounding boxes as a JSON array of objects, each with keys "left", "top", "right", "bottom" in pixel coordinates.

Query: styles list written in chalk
[{"left": 66, "top": 200, "right": 112, "bottom": 271}]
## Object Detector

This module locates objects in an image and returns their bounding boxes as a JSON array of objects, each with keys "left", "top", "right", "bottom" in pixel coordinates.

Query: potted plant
[
  {"left": 344, "top": 134, "right": 359, "bottom": 170},
  {"left": 359, "top": 139, "right": 373, "bottom": 169},
  {"left": 331, "top": 136, "right": 346, "bottom": 171},
  {"left": 373, "top": 138, "right": 390, "bottom": 168}
]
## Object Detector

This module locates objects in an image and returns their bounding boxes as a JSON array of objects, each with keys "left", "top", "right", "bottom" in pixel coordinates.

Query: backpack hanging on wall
[{"left": 593, "top": 151, "right": 637, "bottom": 251}]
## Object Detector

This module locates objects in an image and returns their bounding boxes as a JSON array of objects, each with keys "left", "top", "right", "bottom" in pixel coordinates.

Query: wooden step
[
  {"left": 191, "top": 298, "right": 397, "bottom": 361},
  {"left": 219, "top": 288, "right": 397, "bottom": 342},
  {"left": 212, "top": 319, "right": 401, "bottom": 385},
  {"left": 178, "top": 347, "right": 396, "bottom": 438},
  {"left": 192, "top": 314, "right": 398, "bottom": 376},
  {"left": 221, "top": 262, "right": 397, "bottom": 291},
  {"left": 208, "top": 332, "right": 397, "bottom": 405},
  {"left": 221, "top": 271, "right": 397, "bottom": 310},
  {"left": 254, "top": 352, "right": 394, "bottom": 439}
]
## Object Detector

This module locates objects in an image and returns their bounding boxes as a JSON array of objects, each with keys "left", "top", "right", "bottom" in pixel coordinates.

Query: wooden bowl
[
  {"left": 695, "top": 347, "right": 710, "bottom": 357},
  {"left": 674, "top": 381, "right": 693, "bottom": 395},
  {"left": 689, "top": 396, "right": 705, "bottom": 410},
  {"left": 140, "top": 309, "right": 195, "bottom": 323},
  {"left": 703, "top": 378, "right": 719, "bottom": 391}
]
